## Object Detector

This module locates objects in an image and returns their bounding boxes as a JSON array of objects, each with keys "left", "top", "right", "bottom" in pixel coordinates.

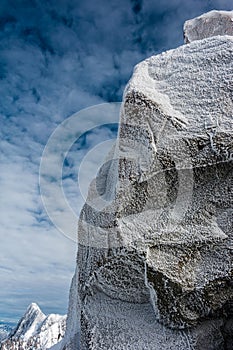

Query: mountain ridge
[{"left": 0, "top": 303, "right": 66, "bottom": 350}]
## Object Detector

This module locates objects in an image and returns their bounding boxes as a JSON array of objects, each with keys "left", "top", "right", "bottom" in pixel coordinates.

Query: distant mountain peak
[
  {"left": 9, "top": 302, "right": 46, "bottom": 341},
  {"left": 27, "top": 302, "right": 41, "bottom": 312},
  {"left": 0, "top": 304, "right": 66, "bottom": 350}
]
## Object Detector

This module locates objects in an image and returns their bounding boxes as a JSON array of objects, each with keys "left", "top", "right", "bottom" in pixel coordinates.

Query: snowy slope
[
  {"left": 9, "top": 303, "right": 46, "bottom": 341},
  {"left": 36, "top": 313, "right": 66, "bottom": 349},
  {"left": 0, "top": 324, "right": 12, "bottom": 342},
  {"left": 0, "top": 303, "right": 66, "bottom": 350}
]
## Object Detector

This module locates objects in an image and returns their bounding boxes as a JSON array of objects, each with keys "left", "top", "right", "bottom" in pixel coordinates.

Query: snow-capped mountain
[
  {"left": 0, "top": 303, "right": 66, "bottom": 350},
  {"left": 9, "top": 303, "right": 46, "bottom": 341},
  {"left": 0, "top": 324, "right": 13, "bottom": 342}
]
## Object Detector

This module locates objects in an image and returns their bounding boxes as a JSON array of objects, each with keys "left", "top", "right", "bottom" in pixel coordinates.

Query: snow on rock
[
  {"left": 62, "top": 11, "right": 233, "bottom": 350},
  {"left": 0, "top": 325, "right": 12, "bottom": 342},
  {"left": 9, "top": 303, "right": 46, "bottom": 341},
  {"left": 37, "top": 314, "right": 66, "bottom": 349},
  {"left": 0, "top": 304, "right": 66, "bottom": 350},
  {"left": 184, "top": 10, "right": 233, "bottom": 43}
]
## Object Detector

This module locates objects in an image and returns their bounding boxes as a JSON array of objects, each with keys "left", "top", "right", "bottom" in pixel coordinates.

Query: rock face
[
  {"left": 184, "top": 10, "right": 233, "bottom": 43},
  {"left": 62, "top": 11, "right": 233, "bottom": 350},
  {"left": 0, "top": 303, "right": 66, "bottom": 350}
]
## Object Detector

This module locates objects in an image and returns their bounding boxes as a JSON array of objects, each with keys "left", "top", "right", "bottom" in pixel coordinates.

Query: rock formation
[
  {"left": 62, "top": 10, "right": 233, "bottom": 350},
  {"left": 184, "top": 10, "right": 233, "bottom": 43},
  {"left": 0, "top": 303, "right": 66, "bottom": 350}
]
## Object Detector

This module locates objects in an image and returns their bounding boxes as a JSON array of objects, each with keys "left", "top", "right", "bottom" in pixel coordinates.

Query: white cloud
[{"left": 0, "top": 152, "right": 76, "bottom": 321}]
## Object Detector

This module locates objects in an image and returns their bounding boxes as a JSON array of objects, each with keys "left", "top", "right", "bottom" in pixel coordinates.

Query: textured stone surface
[
  {"left": 62, "top": 13, "right": 233, "bottom": 350},
  {"left": 184, "top": 10, "right": 233, "bottom": 43}
]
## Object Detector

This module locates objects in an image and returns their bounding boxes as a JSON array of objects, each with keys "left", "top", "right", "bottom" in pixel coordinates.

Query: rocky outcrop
[
  {"left": 0, "top": 303, "right": 66, "bottom": 350},
  {"left": 62, "top": 10, "right": 233, "bottom": 350},
  {"left": 184, "top": 10, "right": 233, "bottom": 43}
]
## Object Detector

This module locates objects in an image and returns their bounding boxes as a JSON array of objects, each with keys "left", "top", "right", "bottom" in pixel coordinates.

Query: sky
[{"left": 0, "top": 0, "right": 233, "bottom": 324}]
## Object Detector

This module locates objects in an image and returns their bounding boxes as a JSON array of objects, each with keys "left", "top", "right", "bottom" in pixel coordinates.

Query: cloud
[
  {"left": 0, "top": 0, "right": 232, "bottom": 323},
  {"left": 0, "top": 151, "right": 76, "bottom": 321}
]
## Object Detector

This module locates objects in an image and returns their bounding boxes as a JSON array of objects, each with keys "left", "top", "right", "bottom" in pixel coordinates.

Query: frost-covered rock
[
  {"left": 0, "top": 303, "right": 66, "bottom": 350},
  {"left": 184, "top": 10, "right": 233, "bottom": 43},
  {"left": 62, "top": 11, "right": 233, "bottom": 350}
]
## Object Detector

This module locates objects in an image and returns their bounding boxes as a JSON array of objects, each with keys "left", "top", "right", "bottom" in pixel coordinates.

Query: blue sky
[{"left": 0, "top": 0, "right": 232, "bottom": 324}]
